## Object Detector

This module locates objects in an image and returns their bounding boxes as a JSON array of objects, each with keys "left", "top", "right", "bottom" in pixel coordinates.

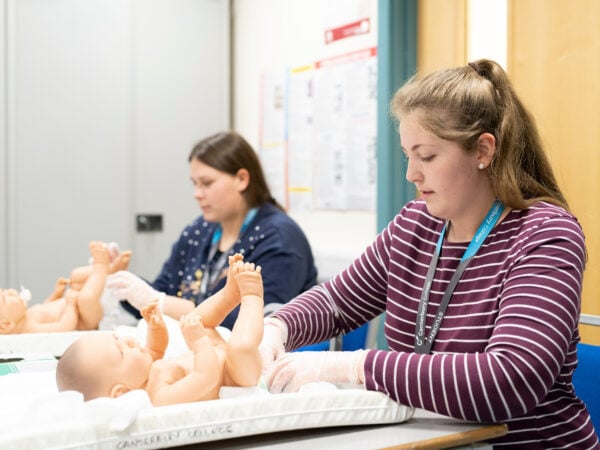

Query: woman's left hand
[{"left": 264, "top": 350, "right": 367, "bottom": 393}]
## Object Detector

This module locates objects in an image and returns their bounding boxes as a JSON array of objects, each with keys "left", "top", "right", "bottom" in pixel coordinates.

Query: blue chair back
[
  {"left": 294, "top": 323, "right": 369, "bottom": 352},
  {"left": 574, "top": 342, "right": 600, "bottom": 431}
]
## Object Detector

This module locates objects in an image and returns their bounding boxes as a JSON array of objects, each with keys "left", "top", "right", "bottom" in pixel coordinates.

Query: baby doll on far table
[
  {"left": 56, "top": 253, "right": 264, "bottom": 406},
  {"left": 0, "top": 241, "right": 131, "bottom": 334}
]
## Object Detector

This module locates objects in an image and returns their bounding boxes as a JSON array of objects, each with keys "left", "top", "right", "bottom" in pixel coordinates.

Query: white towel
[{"left": 0, "top": 370, "right": 152, "bottom": 432}]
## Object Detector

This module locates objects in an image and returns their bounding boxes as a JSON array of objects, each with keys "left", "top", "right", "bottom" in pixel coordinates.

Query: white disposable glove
[
  {"left": 259, "top": 318, "right": 287, "bottom": 375},
  {"left": 265, "top": 350, "right": 367, "bottom": 393},
  {"left": 106, "top": 270, "right": 161, "bottom": 311},
  {"left": 107, "top": 242, "right": 121, "bottom": 262}
]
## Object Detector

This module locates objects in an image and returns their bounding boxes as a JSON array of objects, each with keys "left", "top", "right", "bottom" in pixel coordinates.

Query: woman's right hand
[
  {"left": 106, "top": 270, "right": 160, "bottom": 311},
  {"left": 259, "top": 317, "right": 287, "bottom": 374}
]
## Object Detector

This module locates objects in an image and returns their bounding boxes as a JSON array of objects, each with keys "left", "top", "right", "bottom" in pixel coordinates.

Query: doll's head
[
  {"left": 56, "top": 332, "right": 153, "bottom": 401},
  {"left": 0, "top": 288, "right": 28, "bottom": 334}
]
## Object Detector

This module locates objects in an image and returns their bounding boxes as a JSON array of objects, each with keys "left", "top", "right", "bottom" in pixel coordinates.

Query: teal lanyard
[
  {"left": 414, "top": 200, "right": 504, "bottom": 354},
  {"left": 199, "top": 207, "right": 258, "bottom": 298}
]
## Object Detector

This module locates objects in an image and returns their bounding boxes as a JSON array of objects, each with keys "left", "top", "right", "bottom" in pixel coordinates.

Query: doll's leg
[
  {"left": 193, "top": 253, "right": 245, "bottom": 328},
  {"left": 74, "top": 241, "right": 110, "bottom": 330},
  {"left": 68, "top": 266, "right": 92, "bottom": 291},
  {"left": 224, "top": 262, "right": 264, "bottom": 387},
  {"left": 70, "top": 247, "right": 132, "bottom": 290},
  {"left": 109, "top": 250, "right": 132, "bottom": 273}
]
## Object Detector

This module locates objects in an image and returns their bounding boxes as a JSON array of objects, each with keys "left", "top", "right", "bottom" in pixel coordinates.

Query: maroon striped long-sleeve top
[{"left": 273, "top": 200, "right": 598, "bottom": 448}]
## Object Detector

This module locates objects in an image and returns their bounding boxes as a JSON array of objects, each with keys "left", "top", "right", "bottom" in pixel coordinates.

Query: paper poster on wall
[
  {"left": 260, "top": 47, "right": 377, "bottom": 212},
  {"left": 311, "top": 48, "right": 377, "bottom": 210},
  {"left": 287, "top": 65, "right": 315, "bottom": 211},
  {"left": 258, "top": 72, "right": 288, "bottom": 207}
]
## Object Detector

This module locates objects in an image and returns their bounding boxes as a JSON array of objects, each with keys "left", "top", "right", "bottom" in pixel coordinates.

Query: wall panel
[
  {"left": 2, "top": 0, "right": 229, "bottom": 299},
  {"left": 417, "top": 0, "right": 467, "bottom": 74},
  {"left": 508, "top": 0, "right": 600, "bottom": 343}
]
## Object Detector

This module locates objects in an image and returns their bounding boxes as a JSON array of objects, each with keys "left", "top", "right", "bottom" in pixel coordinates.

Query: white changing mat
[
  {"left": 0, "top": 318, "right": 413, "bottom": 449},
  {"left": 0, "top": 330, "right": 111, "bottom": 359},
  {"left": 0, "top": 315, "right": 228, "bottom": 360},
  {"left": 0, "top": 289, "right": 141, "bottom": 359},
  {"left": 0, "top": 368, "right": 414, "bottom": 450}
]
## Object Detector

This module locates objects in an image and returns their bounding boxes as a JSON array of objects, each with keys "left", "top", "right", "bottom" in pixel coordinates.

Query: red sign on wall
[{"left": 325, "top": 18, "right": 371, "bottom": 44}]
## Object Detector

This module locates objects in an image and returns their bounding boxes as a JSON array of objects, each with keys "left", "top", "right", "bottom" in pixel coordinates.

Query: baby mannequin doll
[
  {"left": 56, "top": 253, "right": 264, "bottom": 406},
  {"left": 0, "top": 241, "right": 132, "bottom": 334}
]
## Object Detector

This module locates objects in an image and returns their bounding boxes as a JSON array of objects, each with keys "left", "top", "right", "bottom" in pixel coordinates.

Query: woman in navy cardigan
[{"left": 109, "top": 131, "right": 317, "bottom": 330}]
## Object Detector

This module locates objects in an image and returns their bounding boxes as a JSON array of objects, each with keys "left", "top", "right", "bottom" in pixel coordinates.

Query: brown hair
[
  {"left": 390, "top": 59, "right": 568, "bottom": 211},
  {"left": 189, "top": 131, "right": 283, "bottom": 210}
]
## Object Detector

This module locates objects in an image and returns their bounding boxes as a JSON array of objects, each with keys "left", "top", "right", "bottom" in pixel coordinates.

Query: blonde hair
[{"left": 391, "top": 59, "right": 568, "bottom": 211}]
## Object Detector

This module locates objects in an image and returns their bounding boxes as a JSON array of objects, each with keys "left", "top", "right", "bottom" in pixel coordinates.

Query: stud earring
[{"left": 478, "top": 163, "right": 485, "bottom": 170}]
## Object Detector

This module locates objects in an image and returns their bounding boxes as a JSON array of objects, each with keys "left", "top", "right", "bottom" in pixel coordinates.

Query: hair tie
[{"left": 468, "top": 61, "right": 480, "bottom": 74}]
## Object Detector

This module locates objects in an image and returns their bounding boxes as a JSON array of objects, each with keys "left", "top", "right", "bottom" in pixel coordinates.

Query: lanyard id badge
[
  {"left": 199, "top": 207, "right": 258, "bottom": 298},
  {"left": 414, "top": 200, "right": 504, "bottom": 354}
]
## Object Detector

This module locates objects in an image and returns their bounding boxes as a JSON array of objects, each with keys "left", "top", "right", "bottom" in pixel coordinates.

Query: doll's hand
[
  {"left": 180, "top": 312, "right": 208, "bottom": 349},
  {"left": 106, "top": 271, "right": 160, "bottom": 311},
  {"left": 141, "top": 301, "right": 164, "bottom": 328},
  {"left": 44, "top": 278, "right": 70, "bottom": 303},
  {"left": 141, "top": 301, "right": 168, "bottom": 359},
  {"left": 265, "top": 350, "right": 367, "bottom": 393}
]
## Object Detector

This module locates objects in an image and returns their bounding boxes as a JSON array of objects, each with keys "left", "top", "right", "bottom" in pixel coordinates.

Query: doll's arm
[
  {"left": 140, "top": 302, "right": 168, "bottom": 360},
  {"left": 29, "top": 293, "right": 79, "bottom": 332},
  {"left": 148, "top": 350, "right": 221, "bottom": 405},
  {"left": 148, "top": 314, "right": 221, "bottom": 406},
  {"left": 43, "top": 278, "right": 70, "bottom": 303}
]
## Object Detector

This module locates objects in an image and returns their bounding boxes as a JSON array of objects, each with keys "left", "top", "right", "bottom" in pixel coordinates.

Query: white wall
[
  {"left": 0, "top": 0, "right": 229, "bottom": 298},
  {"left": 468, "top": 0, "right": 507, "bottom": 68},
  {"left": 232, "top": 0, "right": 379, "bottom": 280},
  {"left": 0, "top": 2, "right": 6, "bottom": 287},
  {"left": 129, "top": 0, "right": 231, "bottom": 280}
]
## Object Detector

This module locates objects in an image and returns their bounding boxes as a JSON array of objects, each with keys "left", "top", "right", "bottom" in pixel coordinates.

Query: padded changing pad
[
  {"left": 0, "top": 367, "right": 414, "bottom": 450},
  {"left": 0, "top": 315, "right": 224, "bottom": 360},
  {"left": 0, "top": 319, "right": 413, "bottom": 449},
  {"left": 0, "top": 289, "right": 143, "bottom": 359},
  {"left": 0, "top": 330, "right": 111, "bottom": 359}
]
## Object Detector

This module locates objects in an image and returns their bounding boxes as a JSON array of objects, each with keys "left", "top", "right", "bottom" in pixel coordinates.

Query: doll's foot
[
  {"left": 232, "top": 261, "right": 263, "bottom": 301},
  {"left": 89, "top": 241, "right": 110, "bottom": 266},
  {"left": 109, "top": 250, "right": 132, "bottom": 273},
  {"left": 222, "top": 253, "right": 244, "bottom": 302}
]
